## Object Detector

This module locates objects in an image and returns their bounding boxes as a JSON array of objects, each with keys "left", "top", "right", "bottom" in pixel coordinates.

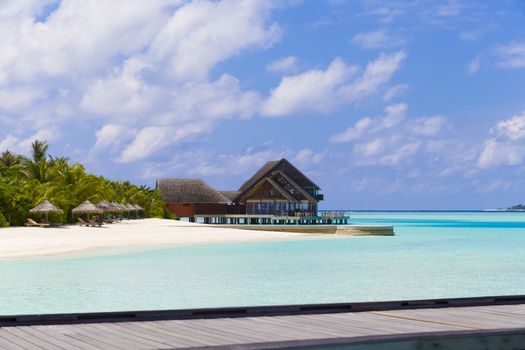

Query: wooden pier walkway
[{"left": 1, "top": 299, "right": 525, "bottom": 349}]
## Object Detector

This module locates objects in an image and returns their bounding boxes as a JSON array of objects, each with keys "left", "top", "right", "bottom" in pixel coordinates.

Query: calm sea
[{"left": 1, "top": 211, "right": 524, "bottom": 315}]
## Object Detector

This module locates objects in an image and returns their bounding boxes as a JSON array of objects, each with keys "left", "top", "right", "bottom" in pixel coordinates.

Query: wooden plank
[
  {"left": 123, "top": 322, "right": 203, "bottom": 348},
  {"left": 155, "top": 320, "right": 239, "bottom": 346},
  {"left": 110, "top": 321, "right": 199, "bottom": 348},
  {"left": 441, "top": 308, "right": 525, "bottom": 327},
  {"left": 377, "top": 308, "right": 513, "bottom": 329},
  {"left": 250, "top": 315, "right": 350, "bottom": 338},
  {"left": 82, "top": 323, "right": 159, "bottom": 349},
  {"left": 299, "top": 314, "right": 387, "bottom": 336},
  {"left": 0, "top": 331, "right": 27, "bottom": 350},
  {"left": 13, "top": 327, "right": 83, "bottom": 350},
  {"left": 207, "top": 317, "right": 309, "bottom": 340},
  {"left": 178, "top": 318, "right": 281, "bottom": 345},
  {"left": 0, "top": 328, "right": 47, "bottom": 350},
  {"left": 1, "top": 304, "right": 525, "bottom": 350},
  {"left": 178, "top": 318, "right": 271, "bottom": 343},
  {"left": 150, "top": 321, "right": 230, "bottom": 346},
  {"left": 49, "top": 325, "right": 132, "bottom": 350},
  {"left": 333, "top": 312, "right": 467, "bottom": 333},
  {"left": 29, "top": 326, "right": 98, "bottom": 350}
]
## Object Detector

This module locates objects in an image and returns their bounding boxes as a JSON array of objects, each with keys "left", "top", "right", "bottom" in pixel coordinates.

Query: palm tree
[
  {"left": 21, "top": 140, "right": 50, "bottom": 182},
  {"left": 0, "top": 150, "right": 23, "bottom": 172}
]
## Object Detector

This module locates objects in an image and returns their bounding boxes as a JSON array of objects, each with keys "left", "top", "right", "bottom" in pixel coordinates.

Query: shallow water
[{"left": 1, "top": 211, "right": 524, "bottom": 315}]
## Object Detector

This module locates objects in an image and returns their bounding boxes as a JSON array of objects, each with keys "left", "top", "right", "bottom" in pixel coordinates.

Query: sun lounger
[
  {"left": 86, "top": 218, "right": 103, "bottom": 227},
  {"left": 25, "top": 218, "right": 50, "bottom": 228},
  {"left": 77, "top": 218, "right": 89, "bottom": 226}
]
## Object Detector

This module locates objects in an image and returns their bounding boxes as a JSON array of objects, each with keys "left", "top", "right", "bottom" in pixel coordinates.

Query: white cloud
[
  {"left": 477, "top": 139, "right": 522, "bottom": 168},
  {"left": 0, "top": 134, "right": 18, "bottom": 152},
  {"left": 0, "top": 127, "right": 61, "bottom": 154},
  {"left": 355, "top": 138, "right": 384, "bottom": 157},
  {"left": 330, "top": 103, "right": 406, "bottom": 143},
  {"left": 477, "top": 111, "right": 525, "bottom": 168},
  {"left": 352, "top": 29, "right": 404, "bottom": 49},
  {"left": 330, "top": 103, "right": 460, "bottom": 167},
  {"left": 377, "top": 103, "right": 406, "bottom": 130},
  {"left": 494, "top": 111, "right": 525, "bottom": 140},
  {"left": 120, "top": 122, "right": 212, "bottom": 163},
  {"left": 262, "top": 51, "right": 406, "bottom": 117},
  {"left": 467, "top": 55, "right": 482, "bottom": 74},
  {"left": 94, "top": 124, "right": 136, "bottom": 150},
  {"left": 383, "top": 83, "right": 408, "bottom": 100},
  {"left": 330, "top": 117, "right": 373, "bottom": 143},
  {"left": 409, "top": 116, "right": 447, "bottom": 136},
  {"left": 341, "top": 51, "right": 406, "bottom": 101},
  {"left": 471, "top": 42, "right": 525, "bottom": 74},
  {"left": 293, "top": 148, "right": 324, "bottom": 167},
  {"left": 0, "top": 0, "right": 287, "bottom": 164},
  {"left": 460, "top": 29, "right": 483, "bottom": 42},
  {"left": 493, "top": 42, "right": 525, "bottom": 69},
  {"left": 262, "top": 57, "right": 357, "bottom": 116},
  {"left": 266, "top": 56, "right": 298, "bottom": 74},
  {"left": 147, "top": 0, "right": 281, "bottom": 81}
]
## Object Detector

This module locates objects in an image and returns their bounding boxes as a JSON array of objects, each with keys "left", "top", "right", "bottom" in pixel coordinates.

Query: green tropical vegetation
[{"left": 0, "top": 140, "right": 166, "bottom": 227}]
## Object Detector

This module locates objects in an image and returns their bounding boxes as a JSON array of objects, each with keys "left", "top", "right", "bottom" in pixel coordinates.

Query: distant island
[{"left": 507, "top": 204, "right": 525, "bottom": 211}]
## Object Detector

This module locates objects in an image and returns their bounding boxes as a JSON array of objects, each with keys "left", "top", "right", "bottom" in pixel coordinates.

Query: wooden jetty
[{"left": 1, "top": 296, "right": 525, "bottom": 349}]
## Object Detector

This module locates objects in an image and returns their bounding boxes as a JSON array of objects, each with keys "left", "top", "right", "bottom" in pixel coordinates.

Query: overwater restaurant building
[{"left": 157, "top": 159, "right": 324, "bottom": 221}]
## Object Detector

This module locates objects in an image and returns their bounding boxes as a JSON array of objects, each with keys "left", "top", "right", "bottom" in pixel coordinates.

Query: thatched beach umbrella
[
  {"left": 72, "top": 200, "right": 102, "bottom": 219},
  {"left": 109, "top": 202, "right": 120, "bottom": 212},
  {"left": 126, "top": 203, "right": 138, "bottom": 218},
  {"left": 97, "top": 200, "right": 111, "bottom": 212},
  {"left": 29, "top": 199, "right": 63, "bottom": 223}
]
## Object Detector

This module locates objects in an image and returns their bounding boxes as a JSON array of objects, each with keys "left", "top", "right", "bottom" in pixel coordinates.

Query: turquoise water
[{"left": 1, "top": 211, "right": 524, "bottom": 315}]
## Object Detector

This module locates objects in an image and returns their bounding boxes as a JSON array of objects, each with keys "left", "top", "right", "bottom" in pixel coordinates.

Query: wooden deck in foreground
[{"left": 1, "top": 302, "right": 525, "bottom": 349}]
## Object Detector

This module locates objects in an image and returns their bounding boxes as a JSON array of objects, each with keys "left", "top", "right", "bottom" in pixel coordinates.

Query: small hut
[{"left": 29, "top": 200, "right": 63, "bottom": 223}]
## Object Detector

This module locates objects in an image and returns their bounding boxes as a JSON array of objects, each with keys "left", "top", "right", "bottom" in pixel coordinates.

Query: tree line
[{"left": 0, "top": 140, "right": 167, "bottom": 227}]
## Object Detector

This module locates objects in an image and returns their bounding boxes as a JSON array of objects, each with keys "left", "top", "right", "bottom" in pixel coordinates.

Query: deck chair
[
  {"left": 25, "top": 218, "right": 50, "bottom": 228},
  {"left": 87, "top": 218, "right": 103, "bottom": 227},
  {"left": 78, "top": 218, "right": 89, "bottom": 226}
]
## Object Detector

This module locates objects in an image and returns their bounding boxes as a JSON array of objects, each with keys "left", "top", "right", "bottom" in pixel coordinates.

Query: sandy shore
[{"left": 0, "top": 218, "right": 306, "bottom": 259}]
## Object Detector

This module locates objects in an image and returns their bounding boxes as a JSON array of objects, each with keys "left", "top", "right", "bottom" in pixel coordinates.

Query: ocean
[{"left": 1, "top": 211, "right": 524, "bottom": 315}]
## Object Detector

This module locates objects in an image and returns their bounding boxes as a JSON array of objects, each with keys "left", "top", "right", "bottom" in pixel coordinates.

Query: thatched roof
[
  {"left": 133, "top": 204, "right": 144, "bottom": 211},
  {"left": 109, "top": 202, "right": 121, "bottom": 212},
  {"left": 238, "top": 160, "right": 280, "bottom": 193},
  {"left": 72, "top": 200, "right": 102, "bottom": 214},
  {"left": 238, "top": 159, "right": 321, "bottom": 194},
  {"left": 97, "top": 200, "right": 111, "bottom": 211},
  {"left": 218, "top": 191, "right": 241, "bottom": 202},
  {"left": 117, "top": 203, "right": 128, "bottom": 211},
  {"left": 126, "top": 203, "right": 137, "bottom": 211},
  {"left": 157, "top": 179, "right": 231, "bottom": 204},
  {"left": 29, "top": 200, "right": 63, "bottom": 213}
]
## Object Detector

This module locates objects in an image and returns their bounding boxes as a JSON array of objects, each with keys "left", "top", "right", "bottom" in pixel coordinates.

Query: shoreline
[{"left": 0, "top": 218, "right": 319, "bottom": 260}]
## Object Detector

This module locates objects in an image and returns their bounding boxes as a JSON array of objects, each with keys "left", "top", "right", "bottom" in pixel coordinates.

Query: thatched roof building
[
  {"left": 158, "top": 159, "right": 323, "bottom": 220},
  {"left": 157, "top": 179, "right": 231, "bottom": 204},
  {"left": 218, "top": 191, "right": 241, "bottom": 202}
]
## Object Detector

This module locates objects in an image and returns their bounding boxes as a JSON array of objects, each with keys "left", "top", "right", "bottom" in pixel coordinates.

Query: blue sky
[{"left": 1, "top": 0, "right": 525, "bottom": 210}]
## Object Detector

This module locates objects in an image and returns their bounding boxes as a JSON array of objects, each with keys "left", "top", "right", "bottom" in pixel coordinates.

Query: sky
[{"left": 1, "top": 0, "right": 525, "bottom": 210}]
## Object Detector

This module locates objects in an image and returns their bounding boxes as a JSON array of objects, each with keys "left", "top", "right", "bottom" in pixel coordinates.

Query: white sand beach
[{"left": 0, "top": 219, "right": 304, "bottom": 259}]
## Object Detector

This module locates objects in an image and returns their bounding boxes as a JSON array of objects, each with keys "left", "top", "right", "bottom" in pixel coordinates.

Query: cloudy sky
[{"left": 1, "top": 0, "right": 525, "bottom": 209}]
